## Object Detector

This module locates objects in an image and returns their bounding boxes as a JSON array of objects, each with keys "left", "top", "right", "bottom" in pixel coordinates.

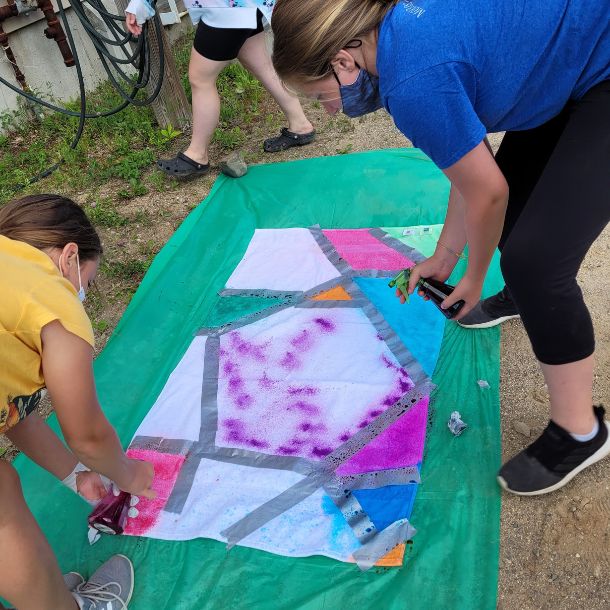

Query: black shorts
[{"left": 193, "top": 10, "right": 265, "bottom": 62}]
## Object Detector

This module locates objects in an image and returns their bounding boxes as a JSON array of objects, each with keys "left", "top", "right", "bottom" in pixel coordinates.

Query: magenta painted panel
[
  {"left": 124, "top": 449, "right": 186, "bottom": 536},
  {"left": 322, "top": 229, "right": 414, "bottom": 270},
  {"left": 336, "top": 396, "right": 429, "bottom": 475}
]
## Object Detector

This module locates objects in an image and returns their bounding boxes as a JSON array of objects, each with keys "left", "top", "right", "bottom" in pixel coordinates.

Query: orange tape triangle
[{"left": 311, "top": 286, "right": 352, "bottom": 301}]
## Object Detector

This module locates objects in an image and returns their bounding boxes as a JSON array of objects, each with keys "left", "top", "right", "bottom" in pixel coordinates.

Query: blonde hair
[
  {"left": 0, "top": 194, "right": 102, "bottom": 261},
  {"left": 272, "top": 0, "right": 397, "bottom": 83}
]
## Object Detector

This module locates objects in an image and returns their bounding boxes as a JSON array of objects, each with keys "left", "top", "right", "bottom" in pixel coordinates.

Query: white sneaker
[{"left": 72, "top": 554, "right": 134, "bottom": 610}]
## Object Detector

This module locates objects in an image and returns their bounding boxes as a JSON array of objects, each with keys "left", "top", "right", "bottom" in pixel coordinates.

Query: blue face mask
[{"left": 335, "top": 64, "right": 383, "bottom": 118}]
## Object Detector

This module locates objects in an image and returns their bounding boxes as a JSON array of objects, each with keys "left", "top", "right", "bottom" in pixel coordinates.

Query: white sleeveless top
[{"left": 126, "top": 0, "right": 273, "bottom": 29}]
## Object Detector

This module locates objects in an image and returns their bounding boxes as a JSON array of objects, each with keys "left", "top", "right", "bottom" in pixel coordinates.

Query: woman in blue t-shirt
[{"left": 270, "top": 0, "right": 610, "bottom": 496}]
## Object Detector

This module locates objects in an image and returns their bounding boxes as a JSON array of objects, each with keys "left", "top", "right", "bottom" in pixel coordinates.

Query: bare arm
[
  {"left": 5, "top": 413, "right": 77, "bottom": 480},
  {"left": 41, "top": 320, "right": 154, "bottom": 497},
  {"left": 427, "top": 184, "right": 468, "bottom": 276},
  {"left": 5, "top": 413, "right": 107, "bottom": 501},
  {"left": 440, "top": 140, "right": 508, "bottom": 314},
  {"left": 403, "top": 181, "right": 467, "bottom": 300}
]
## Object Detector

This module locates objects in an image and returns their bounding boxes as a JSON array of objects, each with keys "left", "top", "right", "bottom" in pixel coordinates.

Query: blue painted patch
[
  {"left": 355, "top": 277, "right": 445, "bottom": 377},
  {"left": 353, "top": 484, "right": 418, "bottom": 531}
]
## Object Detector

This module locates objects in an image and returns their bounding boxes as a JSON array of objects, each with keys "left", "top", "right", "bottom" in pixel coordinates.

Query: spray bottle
[
  {"left": 389, "top": 268, "right": 465, "bottom": 319},
  {"left": 88, "top": 487, "right": 133, "bottom": 535}
]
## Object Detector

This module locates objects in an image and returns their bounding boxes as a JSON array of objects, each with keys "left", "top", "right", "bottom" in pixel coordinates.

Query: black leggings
[{"left": 496, "top": 78, "right": 610, "bottom": 365}]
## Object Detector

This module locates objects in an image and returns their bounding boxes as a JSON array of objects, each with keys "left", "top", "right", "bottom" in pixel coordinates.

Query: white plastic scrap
[
  {"left": 88, "top": 526, "right": 101, "bottom": 546},
  {"left": 448, "top": 411, "right": 467, "bottom": 436},
  {"left": 477, "top": 379, "right": 490, "bottom": 389}
]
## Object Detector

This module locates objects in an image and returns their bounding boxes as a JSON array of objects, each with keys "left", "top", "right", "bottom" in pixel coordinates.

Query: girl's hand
[
  {"left": 121, "top": 459, "right": 156, "bottom": 499},
  {"left": 76, "top": 470, "right": 108, "bottom": 503},
  {"left": 395, "top": 255, "right": 456, "bottom": 304},
  {"left": 440, "top": 273, "right": 484, "bottom": 319},
  {"left": 125, "top": 12, "right": 142, "bottom": 36}
]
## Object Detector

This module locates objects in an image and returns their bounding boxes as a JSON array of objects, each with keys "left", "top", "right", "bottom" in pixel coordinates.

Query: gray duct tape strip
[
  {"left": 353, "top": 518, "right": 417, "bottom": 571},
  {"left": 299, "top": 275, "right": 353, "bottom": 300},
  {"left": 163, "top": 454, "right": 202, "bottom": 513},
  {"left": 349, "top": 269, "right": 401, "bottom": 279},
  {"left": 130, "top": 436, "right": 193, "bottom": 455},
  {"left": 220, "top": 382, "right": 430, "bottom": 547},
  {"left": 220, "top": 470, "right": 329, "bottom": 547},
  {"left": 368, "top": 227, "right": 427, "bottom": 265},
  {"left": 309, "top": 226, "right": 352, "bottom": 276},
  {"left": 336, "top": 466, "right": 420, "bottom": 490},
  {"left": 199, "top": 335, "right": 220, "bottom": 447},
  {"left": 192, "top": 446, "right": 314, "bottom": 476},
  {"left": 218, "top": 288, "right": 301, "bottom": 301},
  {"left": 163, "top": 336, "right": 220, "bottom": 513},
  {"left": 323, "top": 478, "right": 377, "bottom": 544}
]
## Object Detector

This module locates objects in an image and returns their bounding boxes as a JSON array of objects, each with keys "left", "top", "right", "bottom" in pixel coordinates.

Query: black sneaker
[
  {"left": 498, "top": 405, "right": 610, "bottom": 496},
  {"left": 457, "top": 286, "right": 520, "bottom": 328}
]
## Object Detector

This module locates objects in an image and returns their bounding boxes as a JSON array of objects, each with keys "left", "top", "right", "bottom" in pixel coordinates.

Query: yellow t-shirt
[{"left": 0, "top": 235, "right": 94, "bottom": 434}]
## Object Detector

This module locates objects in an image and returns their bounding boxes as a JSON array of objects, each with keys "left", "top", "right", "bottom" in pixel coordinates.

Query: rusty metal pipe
[
  {"left": 0, "top": 24, "right": 30, "bottom": 91},
  {"left": 0, "top": 3, "right": 18, "bottom": 21},
  {"left": 36, "top": 0, "right": 75, "bottom": 67}
]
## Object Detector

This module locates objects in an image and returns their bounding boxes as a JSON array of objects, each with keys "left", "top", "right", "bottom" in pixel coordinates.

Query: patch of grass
[
  {"left": 117, "top": 179, "right": 149, "bottom": 200},
  {"left": 86, "top": 197, "right": 129, "bottom": 228},
  {"left": 101, "top": 258, "right": 152, "bottom": 281},
  {"left": 131, "top": 210, "right": 153, "bottom": 226},
  {"left": 213, "top": 126, "right": 245, "bottom": 150},
  {"left": 92, "top": 319, "right": 109, "bottom": 333},
  {"left": 0, "top": 85, "right": 164, "bottom": 203}
]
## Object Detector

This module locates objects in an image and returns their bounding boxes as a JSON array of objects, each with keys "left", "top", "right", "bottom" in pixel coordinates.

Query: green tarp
[{"left": 14, "top": 149, "right": 503, "bottom": 609}]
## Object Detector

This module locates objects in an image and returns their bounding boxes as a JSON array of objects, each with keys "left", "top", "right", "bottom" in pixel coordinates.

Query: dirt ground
[{"left": 4, "top": 104, "right": 608, "bottom": 608}]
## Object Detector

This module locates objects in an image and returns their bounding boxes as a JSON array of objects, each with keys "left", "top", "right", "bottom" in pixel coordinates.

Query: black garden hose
[{"left": 0, "top": 0, "right": 165, "bottom": 188}]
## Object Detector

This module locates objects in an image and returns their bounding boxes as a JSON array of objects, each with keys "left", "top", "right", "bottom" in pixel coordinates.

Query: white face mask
[
  {"left": 76, "top": 254, "right": 86, "bottom": 303},
  {"left": 60, "top": 251, "right": 86, "bottom": 303}
]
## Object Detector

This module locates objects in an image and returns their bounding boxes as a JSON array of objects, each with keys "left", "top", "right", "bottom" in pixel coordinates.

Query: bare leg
[
  {"left": 183, "top": 49, "right": 231, "bottom": 165},
  {"left": 238, "top": 32, "right": 313, "bottom": 135},
  {"left": 541, "top": 355, "right": 596, "bottom": 435},
  {"left": 0, "top": 461, "right": 78, "bottom": 610}
]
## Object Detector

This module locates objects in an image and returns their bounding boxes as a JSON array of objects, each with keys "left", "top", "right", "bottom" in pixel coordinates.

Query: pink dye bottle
[{"left": 88, "top": 488, "right": 132, "bottom": 535}]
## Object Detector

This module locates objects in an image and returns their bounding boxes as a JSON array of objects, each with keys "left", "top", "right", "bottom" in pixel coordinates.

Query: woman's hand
[
  {"left": 120, "top": 459, "right": 156, "bottom": 499},
  {"left": 76, "top": 470, "right": 108, "bottom": 503},
  {"left": 395, "top": 254, "right": 457, "bottom": 304},
  {"left": 440, "top": 273, "right": 484, "bottom": 319},
  {"left": 125, "top": 12, "right": 142, "bottom": 36}
]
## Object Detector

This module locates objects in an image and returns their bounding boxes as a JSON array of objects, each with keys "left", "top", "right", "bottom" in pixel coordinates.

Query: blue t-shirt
[{"left": 377, "top": 0, "right": 610, "bottom": 169}]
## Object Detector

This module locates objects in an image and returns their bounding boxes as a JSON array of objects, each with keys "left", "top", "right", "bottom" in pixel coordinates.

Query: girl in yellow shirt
[{"left": 0, "top": 194, "right": 154, "bottom": 610}]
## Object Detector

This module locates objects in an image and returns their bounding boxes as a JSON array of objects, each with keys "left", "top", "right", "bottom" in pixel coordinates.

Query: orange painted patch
[
  {"left": 312, "top": 286, "right": 352, "bottom": 301},
  {"left": 374, "top": 543, "right": 406, "bottom": 567}
]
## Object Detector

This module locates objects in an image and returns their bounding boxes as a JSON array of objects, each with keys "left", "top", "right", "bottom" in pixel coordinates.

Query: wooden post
[
  {"left": 115, "top": 1, "right": 191, "bottom": 130},
  {"left": 146, "top": 18, "right": 191, "bottom": 130}
]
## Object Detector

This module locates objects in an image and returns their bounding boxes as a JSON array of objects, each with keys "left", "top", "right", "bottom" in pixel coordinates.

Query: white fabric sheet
[
  {"left": 225, "top": 229, "right": 341, "bottom": 292},
  {"left": 133, "top": 336, "right": 206, "bottom": 442}
]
